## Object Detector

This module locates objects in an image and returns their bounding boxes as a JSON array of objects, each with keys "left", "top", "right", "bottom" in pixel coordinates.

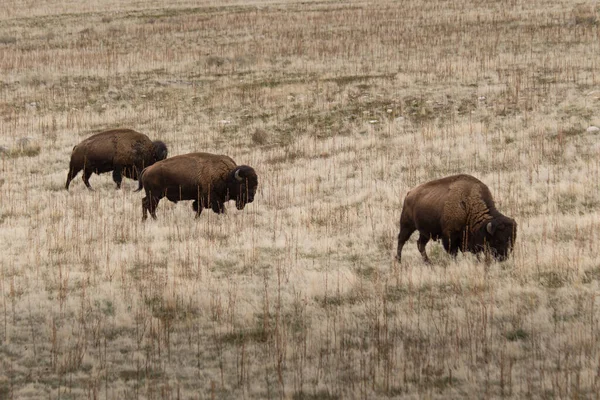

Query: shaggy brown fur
[
  {"left": 137, "top": 152, "right": 258, "bottom": 220},
  {"left": 396, "top": 174, "right": 517, "bottom": 263},
  {"left": 65, "top": 129, "right": 168, "bottom": 190}
]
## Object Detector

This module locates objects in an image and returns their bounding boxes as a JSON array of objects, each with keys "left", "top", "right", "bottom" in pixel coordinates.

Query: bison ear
[{"left": 486, "top": 221, "right": 496, "bottom": 235}]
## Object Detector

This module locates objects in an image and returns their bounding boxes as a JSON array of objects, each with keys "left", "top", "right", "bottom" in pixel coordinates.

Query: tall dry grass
[{"left": 1, "top": 0, "right": 600, "bottom": 398}]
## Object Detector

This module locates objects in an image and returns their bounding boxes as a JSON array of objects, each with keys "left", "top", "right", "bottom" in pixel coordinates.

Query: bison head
[
  {"left": 228, "top": 165, "right": 258, "bottom": 210},
  {"left": 152, "top": 141, "right": 168, "bottom": 162},
  {"left": 483, "top": 216, "right": 517, "bottom": 261}
]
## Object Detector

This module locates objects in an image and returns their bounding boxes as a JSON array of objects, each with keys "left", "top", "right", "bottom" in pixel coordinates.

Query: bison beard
[
  {"left": 138, "top": 152, "right": 258, "bottom": 220},
  {"left": 65, "top": 129, "right": 168, "bottom": 191},
  {"left": 395, "top": 174, "right": 517, "bottom": 264}
]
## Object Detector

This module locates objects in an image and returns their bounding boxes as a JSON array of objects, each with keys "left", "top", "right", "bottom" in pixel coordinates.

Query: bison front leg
[
  {"left": 112, "top": 166, "right": 123, "bottom": 189},
  {"left": 211, "top": 201, "right": 225, "bottom": 215},
  {"left": 131, "top": 165, "right": 141, "bottom": 181},
  {"left": 192, "top": 200, "right": 203, "bottom": 218},
  {"left": 417, "top": 234, "right": 431, "bottom": 264},
  {"left": 443, "top": 234, "right": 460, "bottom": 258}
]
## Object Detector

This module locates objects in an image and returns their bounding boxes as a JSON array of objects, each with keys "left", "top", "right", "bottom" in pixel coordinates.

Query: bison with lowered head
[
  {"left": 65, "top": 129, "right": 168, "bottom": 191},
  {"left": 396, "top": 174, "right": 517, "bottom": 263},
  {"left": 137, "top": 152, "right": 258, "bottom": 220}
]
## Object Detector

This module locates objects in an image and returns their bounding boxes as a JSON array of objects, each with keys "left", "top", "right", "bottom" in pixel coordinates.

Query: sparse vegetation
[
  {"left": 7, "top": 144, "right": 41, "bottom": 158},
  {"left": 1, "top": 0, "right": 600, "bottom": 398}
]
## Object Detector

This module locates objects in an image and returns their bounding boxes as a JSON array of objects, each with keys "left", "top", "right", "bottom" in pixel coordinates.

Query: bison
[
  {"left": 136, "top": 152, "right": 258, "bottom": 220},
  {"left": 396, "top": 174, "right": 517, "bottom": 263},
  {"left": 65, "top": 129, "right": 168, "bottom": 191}
]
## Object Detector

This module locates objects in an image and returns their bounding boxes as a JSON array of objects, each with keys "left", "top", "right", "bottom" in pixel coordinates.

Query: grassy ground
[{"left": 1, "top": 0, "right": 600, "bottom": 398}]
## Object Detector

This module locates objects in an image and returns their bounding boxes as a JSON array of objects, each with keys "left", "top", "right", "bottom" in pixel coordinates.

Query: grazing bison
[
  {"left": 65, "top": 129, "right": 168, "bottom": 191},
  {"left": 136, "top": 152, "right": 258, "bottom": 220},
  {"left": 396, "top": 174, "right": 517, "bottom": 263}
]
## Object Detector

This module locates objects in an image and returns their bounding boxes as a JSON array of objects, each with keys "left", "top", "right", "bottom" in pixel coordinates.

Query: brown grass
[{"left": 1, "top": 0, "right": 600, "bottom": 398}]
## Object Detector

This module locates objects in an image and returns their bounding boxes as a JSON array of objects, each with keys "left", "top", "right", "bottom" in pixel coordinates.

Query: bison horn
[
  {"left": 486, "top": 221, "right": 494, "bottom": 235},
  {"left": 234, "top": 169, "right": 243, "bottom": 182}
]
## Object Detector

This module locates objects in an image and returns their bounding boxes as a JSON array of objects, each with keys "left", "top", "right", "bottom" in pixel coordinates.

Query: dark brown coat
[
  {"left": 396, "top": 174, "right": 517, "bottom": 263},
  {"left": 65, "top": 129, "right": 168, "bottom": 190},
  {"left": 137, "top": 152, "right": 258, "bottom": 220}
]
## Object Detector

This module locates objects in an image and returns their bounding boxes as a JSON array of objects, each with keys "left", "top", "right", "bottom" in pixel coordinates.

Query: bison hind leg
[
  {"left": 142, "top": 195, "right": 159, "bottom": 220},
  {"left": 142, "top": 197, "right": 149, "bottom": 220},
  {"left": 82, "top": 169, "right": 94, "bottom": 191},
  {"left": 396, "top": 224, "right": 415, "bottom": 262},
  {"left": 65, "top": 163, "right": 82, "bottom": 190}
]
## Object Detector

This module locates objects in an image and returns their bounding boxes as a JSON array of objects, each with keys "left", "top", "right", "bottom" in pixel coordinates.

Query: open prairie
[{"left": 1, "top": 0, "right": 600, "bottom": 398}]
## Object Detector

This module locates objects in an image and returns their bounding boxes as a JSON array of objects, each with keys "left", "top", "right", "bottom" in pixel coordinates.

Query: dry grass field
[{"left": 1, "top": 0, "right": 600, "bottom": 398}]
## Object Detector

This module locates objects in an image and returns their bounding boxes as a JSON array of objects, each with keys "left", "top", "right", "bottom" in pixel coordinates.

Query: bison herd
[{"left": 66, "top": 128, "right": 516, "bottom": 264}]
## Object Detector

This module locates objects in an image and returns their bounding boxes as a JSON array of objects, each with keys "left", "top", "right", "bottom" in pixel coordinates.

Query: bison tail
[{"left": 134, "top": 168, "right": 146, "bottom": 192}]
